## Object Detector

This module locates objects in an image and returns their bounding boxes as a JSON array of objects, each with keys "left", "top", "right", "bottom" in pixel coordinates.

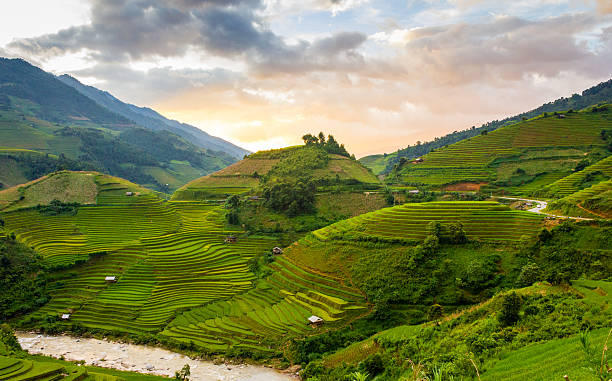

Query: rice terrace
[{"left": 1, "top": 1, "right": 612, "bottom": 381}]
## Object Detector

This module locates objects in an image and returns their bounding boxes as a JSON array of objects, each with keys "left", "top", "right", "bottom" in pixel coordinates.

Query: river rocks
[{"left": 15, "top": 332, "right": 296, "bottom": 380}]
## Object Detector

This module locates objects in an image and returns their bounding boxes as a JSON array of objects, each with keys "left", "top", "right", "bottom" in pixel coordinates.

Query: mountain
[
  {"left": 0, "top": 58, "right": 241, "bottom": 191},
  {"left": 58, "top": 74, "right": 249, "bottom": 159},
  {"left": 389, "top": 103, "right": 612, "bottom": 195},
  {"left": 362, "top": 78, "right": 612, "bottom": 174}
]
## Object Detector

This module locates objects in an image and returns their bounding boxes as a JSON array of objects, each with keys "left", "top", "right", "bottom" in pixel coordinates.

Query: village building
[
  {"left": 308, "top": 315, "right": 324, "bottom": 327},
  {"left": 105, "top": 276, "right": 117, "bottom": 283},
  {"left": 125, "top": 191, "right": 134, "bottom": 196},
  {"left": 272, "top": 247, "right": 283, "bottom": 255},
  {"left": 408, "top": 189, "right": 420, "bottom": 194},
  {"left": 225, "top": 235, "right": 237, "bottom": 243},
  {"left": 61, "top": 314, "right": 71, "bottom": 320}
]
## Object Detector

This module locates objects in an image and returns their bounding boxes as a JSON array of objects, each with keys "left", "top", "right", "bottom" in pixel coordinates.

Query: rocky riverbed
[{"left": 16, "top": 332, "right": 297, "bottom": 381}]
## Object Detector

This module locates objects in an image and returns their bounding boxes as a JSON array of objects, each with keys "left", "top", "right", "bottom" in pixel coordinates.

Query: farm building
[
  {"left": 409, "top": 190, "right": 420, "bottom": 194},
  {"left": 105, "top": 276, "right": 117, "bottom": 283},
  {"left": 225, "top": 235, "right": 237, "bottom": 243},
  {"left": 61, "top": 314, "right": 71, "bottom": 320},
  {"left": 272, "top": 247, "right": 283, "bottom": 255},
  {"left": 308, "top": 315, "right": 324, "bottom": 327},
  {"left": 412, "top": 157, "right": 424, "bottom": 164}
]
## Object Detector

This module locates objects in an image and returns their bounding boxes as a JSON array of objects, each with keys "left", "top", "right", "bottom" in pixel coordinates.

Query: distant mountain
[
  {"left": 362, "top": 78, "right": 612, "bottom": 174},
  {"left": 0, "top": 58, "right": 128, "bottom": 125},
  {"left": 0, "top": 58, "right": 239, "bottom": 191},
  {"left": 58, "top": 74, "right": 249, "bottom": 159}
]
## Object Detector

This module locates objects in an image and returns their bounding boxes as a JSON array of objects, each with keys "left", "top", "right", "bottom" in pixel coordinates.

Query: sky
[{"left": 1, "top": 0, "right": 612, "bottom": 157}]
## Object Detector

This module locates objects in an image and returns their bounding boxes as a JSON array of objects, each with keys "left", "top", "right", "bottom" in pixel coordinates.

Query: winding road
[{"left": 493, "top": 197, "right": 594, "bottom": 220}]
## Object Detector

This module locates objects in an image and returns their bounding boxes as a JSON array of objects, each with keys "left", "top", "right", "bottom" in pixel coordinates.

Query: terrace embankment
[{"left": 16, "top": 332, "right": 296, "bottom": 381}]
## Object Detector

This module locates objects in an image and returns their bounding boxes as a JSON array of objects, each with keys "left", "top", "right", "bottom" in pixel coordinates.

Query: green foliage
[
  {"left": 302, "top": 132, "right": 351, "bottom": 157},
  {"left": 37, "top": 199, "right": 80, "bottom": 216},
  {"left": 262, "top": 179, "right": 317, "bottom": 216},
  {"left": 0, "top": 236, "right": 48, "bottom": 320},
  {"left": 174, "top": 364, "right": 190, "bottom": 381},
  {"left": 498, "top": 292, "right": 522, "bottom": 326}
]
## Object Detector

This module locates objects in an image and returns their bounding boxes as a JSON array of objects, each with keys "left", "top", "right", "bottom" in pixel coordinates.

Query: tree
[
  {"left": 516, "top": 262, "right": 542, "bottom": 287},
  {"left": 427, "top": 221, "right": 443, "bottom": 239},
  {"left": 262, "top": 179, "right": 316, "bottom": 216},
  {"left": 175, "top": 364, "right": 190, "bottom": 381},
  {"left": 427, "top": 303, "right": 444, "bottom": 323},
  {"left": 318, "top": 132, "right": 326, "bottom": 144},
  {"left": 302, "top": 134, "right": 318, "bottom": 145},
  {"left": 498, "top": 292, "right": 522, "bottom": 326},
  {"left": 448, "top": 222, "right": 467, "bottom": 244}
]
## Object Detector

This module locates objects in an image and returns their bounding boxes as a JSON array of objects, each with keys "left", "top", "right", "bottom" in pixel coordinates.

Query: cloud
[
  {"left": 379, "top": 14, "right": 612, "bottom": 85},
  {"left": 9, "top": 0, "right": 369, "bottom": 76}
]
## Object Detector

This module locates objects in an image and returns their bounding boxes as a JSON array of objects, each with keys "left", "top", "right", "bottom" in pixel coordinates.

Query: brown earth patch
[{"left": 443, "top": 182, "right": 488, "bottom": 191}]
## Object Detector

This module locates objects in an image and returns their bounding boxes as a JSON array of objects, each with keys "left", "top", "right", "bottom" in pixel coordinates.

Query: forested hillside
[
  {"left": 0, "top": 58, "right": 242, "bottom": 191},
  {"left": 362, "top": 78, "right": 612, "bottom": 174}
]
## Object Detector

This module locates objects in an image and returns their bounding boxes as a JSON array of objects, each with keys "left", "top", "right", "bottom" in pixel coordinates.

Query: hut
[
  {"left": 61, "top": 314, "right": 71, "bottom": 320},
  {"left": 225, "top": 235, "right": 237, "bottom": 243},
  {"left": 125, "top": 191, "right": 134, "bottom": 196},
  {"left": 308, "top": 315, "right": 324, "bottom": 327},
  {"left": 105, "top": 276, "right": 117, "bottom": 283},
  {"left": 272, "top": 247, "right": 283, "bottom": 255},
  {"left": 408, "top": 189, "right": 420, "bottom": 194}
]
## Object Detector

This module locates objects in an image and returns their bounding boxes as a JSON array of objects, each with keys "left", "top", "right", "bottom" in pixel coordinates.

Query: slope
[
  {"left": 173, "top": 145, "right": 381, "bottom": 201},
  {"left": 1, "top": 171, "right": 366, "bottom": 355},
  {"left": 0, "top": 58, "right": 236, "bottom": 191},
  {"left": 391, "top": 105, "right": 612, "bottom": 192},
  {"left": 361, "top": 78, "right": 612, "bottom": 175},
  {"left": 58, "top": 74, "right": 249, "bottom": 159}
]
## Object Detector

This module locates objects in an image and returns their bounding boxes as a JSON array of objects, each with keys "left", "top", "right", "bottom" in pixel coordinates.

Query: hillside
[
  {"left": 361, "top": 78, "right": 612, "bottom": 175},
  {"left": 0, "top": 58, "right": 240, "bottom": 191},
  {"left": 389, "top": 105, "right": 612, "bottom": 193},
  {"left": 58, "top": 74, "right": 249, "bottom": 159},
  {"left": 173, "top": 144, "right": 381, "bottom": 201},
  {"left": 0, "top": 171, "right": 367, "bottom": 356}
]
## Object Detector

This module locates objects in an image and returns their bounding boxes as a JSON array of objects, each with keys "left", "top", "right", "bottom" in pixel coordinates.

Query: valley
[{"left": 0, "top": 46, "right": 611, "bottom": 381}]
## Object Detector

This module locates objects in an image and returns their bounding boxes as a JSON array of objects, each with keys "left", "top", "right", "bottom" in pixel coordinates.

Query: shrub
[{"left": 498, "top": 292, "right": 522, "bottom": 326}]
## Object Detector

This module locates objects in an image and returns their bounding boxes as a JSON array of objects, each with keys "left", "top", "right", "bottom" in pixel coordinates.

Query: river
[{"left": 16, "top": 332, "right": 298, "bottom": 381}]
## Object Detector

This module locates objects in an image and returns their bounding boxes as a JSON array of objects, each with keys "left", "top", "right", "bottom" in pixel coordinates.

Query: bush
[{"left": 498, "top": 292, "right": 522, "bottom": 326}]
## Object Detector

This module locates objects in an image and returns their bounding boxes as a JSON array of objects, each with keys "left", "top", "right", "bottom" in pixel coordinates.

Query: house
[
  {"left": 272, "top": 247, "right": 283, "bottom": 255},
  {"left": 61, "top": 314, "right": 71, "bottom": 320},
  {"left": 225, "top": 235, "right": 237, "bottom": 243},
  {"left": 408, "top": 189, "right": 420, "bottom": 194},
  {"left": 308, "top": 315, "right": 324, "bottom": 327},
  {"left": 105, "top": 276, "right": 117, "bottom": 283},
  {"left": 557, "top": 114, "right": 566, "bottom": 119},
  {"left": 125, "top": 191, "right": 134, "bottom": 196},
  {"left": 411, "top": 157, "right": 424, "bottom": 164}
]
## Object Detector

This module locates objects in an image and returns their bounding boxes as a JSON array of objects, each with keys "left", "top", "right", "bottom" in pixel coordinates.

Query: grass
[
  {"left": 3, "top": 180, "right": 367, "bottom": 354},
  {"left": 173, "top": 145, "right": 381, "bottom": 201},
  {"left": 482, "top": 327, "right": 611, "bottom": 381},
  {"left": 545, "top": 179, "right": 612, "bottom": 218},
  {"left": 395, "top": 107, "right": 612, "bottom": 189},
  {"left": 311, "top": 201, "right": 544, "bottom": 242}
]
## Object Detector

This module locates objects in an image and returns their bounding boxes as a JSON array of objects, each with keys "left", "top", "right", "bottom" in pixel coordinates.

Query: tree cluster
[
  {"left": 302, "top": 132, "right": 351, "bottom": 158},
  {"left": 262, "top": 179, "right": 317, "bottom": 216}
]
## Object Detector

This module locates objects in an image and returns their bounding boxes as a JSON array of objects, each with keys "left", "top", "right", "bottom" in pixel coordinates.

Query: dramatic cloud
[
  {"left": 9, "top": 0, "right": 368, "bottom": 75},
  {"left": 3, "top": 0, "right": 612, "bottom": 155}
]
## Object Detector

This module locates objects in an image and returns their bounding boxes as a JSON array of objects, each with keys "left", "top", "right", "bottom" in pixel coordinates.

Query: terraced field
[
  {"left": 3, "top": 175, "right": 366, "bottom": 354},
  {"left": 398, "top": 107, "right": 612, "bottom": 187},
  {"left": 174, "top": 145, "right": 380, "bottom": 200},
  {"left": 539, "top": 155, "right": 612, "bottom": 198},
  {"left": 0, "top": 355, "right": 120, "bottom": 381},
  {"left": 312, "top": 201, "right": 544, "bottom": 242},
  {"left": 545, "top": 179, "right": 612, "bottom": 218}
]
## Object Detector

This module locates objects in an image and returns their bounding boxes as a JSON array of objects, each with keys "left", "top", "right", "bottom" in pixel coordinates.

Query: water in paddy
[{"left": 16, "top": 332, "right": 297, "bottom": 381}]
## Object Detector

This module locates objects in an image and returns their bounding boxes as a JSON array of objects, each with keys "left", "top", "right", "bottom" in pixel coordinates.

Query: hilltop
[
  {"left": 0, "top": 58, "right": 244, "bottom": 191},
  {"left": 362, "top": 78, "right": 612, "bottom": 175},
  {"left": 0, "top": 171, "right": 152, "bottom": 212},
  {"left": 387, "top": 104, "right": 612, "bottom": 195},
  {"left": 174, "top": 143, "right": 380, "bottom": 201}
]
